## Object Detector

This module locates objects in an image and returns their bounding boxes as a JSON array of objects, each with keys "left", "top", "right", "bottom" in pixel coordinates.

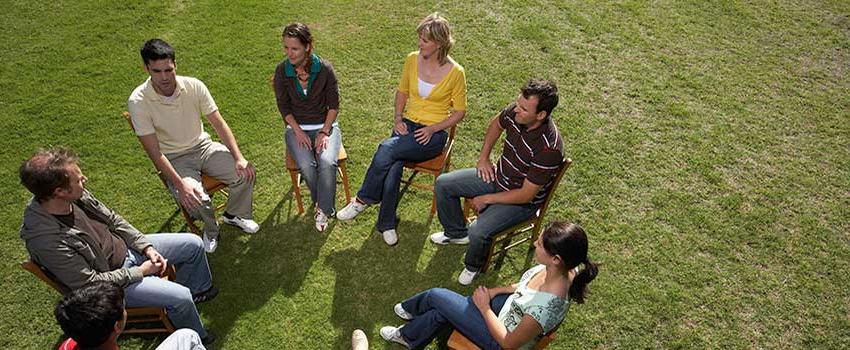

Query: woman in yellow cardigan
[{"left": 337, "top": 13, "right": 467, "bottom": 246}]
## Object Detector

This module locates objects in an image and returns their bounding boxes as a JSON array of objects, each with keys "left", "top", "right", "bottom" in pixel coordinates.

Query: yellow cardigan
[{"left": 398, "top": 51, "right": 467, "bottom": 126}]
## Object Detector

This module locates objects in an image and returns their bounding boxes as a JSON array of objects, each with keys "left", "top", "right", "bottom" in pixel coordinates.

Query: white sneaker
[
  {"left": 429, "top": 231, "right": 469, "bottom": 245},
  {"left": 315, "top": 208, "right": 329, "bottom": 232},
  {"left": 222, "top": 215, "right": 260, "bottom": 233},
  {"left": 202, "top": 233, "right": 218, "bottom": 253},
  {"left": 337, "top": 198, "right": 368, "bottom": 221},
  {"left": 382, "top": 229, "right": 399, "bottom": 246},
  {"left": 394, "top": 303, "right": 413, "bottom": 321},
  {"left": 351, "top": 329, "right": 368, "bottom": 350},
  {"left": 380, "top": 326, "right": 409, "bottom": 347},
  {"left": 458, "top": 268, "right": 478, "bottom": 286}
]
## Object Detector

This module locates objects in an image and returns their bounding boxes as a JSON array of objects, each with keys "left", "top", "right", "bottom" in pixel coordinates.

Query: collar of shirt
[
  {"left": 142, "top": 76, "right": 186, "bottom": 105},
  {"left": 283, "top": 53, "right": 322, "bottom": 78}
]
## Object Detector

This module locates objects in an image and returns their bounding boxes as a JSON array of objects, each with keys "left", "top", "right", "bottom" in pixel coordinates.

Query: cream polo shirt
[{"left": 127, "top": 76, "right": 218, "bottom": 154}]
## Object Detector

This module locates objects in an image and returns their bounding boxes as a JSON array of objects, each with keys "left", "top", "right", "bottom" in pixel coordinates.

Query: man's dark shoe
[
  {"left": 193, "top": 286, "right": 219, "bottom": 304},
  {"left": 201, "top": 330, "right": 216, "bottom": 345}
]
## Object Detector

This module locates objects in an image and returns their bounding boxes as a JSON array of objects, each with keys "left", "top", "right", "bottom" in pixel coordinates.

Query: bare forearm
[
  {"left": 322, "top": 109, "right": 338, "bottom": 133},
  {"left": 394, "top": 90, "right": 408, "bottom": 121},
  {"left": 479, "top": 187, "right": 536, "bottom": 206},
  {"left": 284, "top": 114, "right": 301, "bottom": 130},
  {"left": 481, "top": 309, "right": 510, "bottom": 346},
  {"left": 479, "top": 116, "right": 503, "bottom": 162},
  {"left": 209, "top": 114, "right": 246, "bottom": 161},
  {"left": 427, "top": 109, "right": 465, "bottom": 133}
]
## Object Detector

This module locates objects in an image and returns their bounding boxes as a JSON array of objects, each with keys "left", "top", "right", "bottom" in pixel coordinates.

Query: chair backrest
[
  {"left": 535, "top": 158, "right": 572, "bottom": 218},
  {"left": 121, "top": 111, "right": 135, "bottom": 131},
  {"left": 21, "top": 260, "right": 70, "bottom": 295},
  {"left": 532, "top": 320, "right": 562, "bottom": 350}
]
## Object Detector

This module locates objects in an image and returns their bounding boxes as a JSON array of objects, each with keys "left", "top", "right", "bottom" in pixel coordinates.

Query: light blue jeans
[
  {"left": 156, "top": 328, "right": 206, "bottom": 350},
  {"left": 399, "top": 287, "right": 508, "bottom": 350},
  {"left": 285, "top": 125, "right": 342, "bottom": 214},
  {"left": 122, "top": 234, "right": 213, "bottom": 338},
  {"left": 435, "top": 168, "right": 538, "bottom": 272}
]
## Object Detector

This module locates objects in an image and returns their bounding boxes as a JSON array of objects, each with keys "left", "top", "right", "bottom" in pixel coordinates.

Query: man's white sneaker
[
  {"left": 222, "top": 215, "right": 260, "bottom": 233},
  {"left": 337, "top": 198, "right": 368, "bottom": 221},
  {"left": 429, "top": 231, "right": 470, "bottom": 245},
  {"left": 380, "top": 326, "right": 409, "bottom": 347},
  {"left": 315, "top": 209, "right": 329, "bottom": 232},
  {"left": 394, "top": 303, "right": 413, "bottom": 321},
  {"left": 202, "top": 234, "right": 218, "bottom": 253},
  {"left": 458, "top": 268, "right": 478, "bottom": 286},
  {"left": 382, "top": 229, "right": 398, "bottom": 246}
]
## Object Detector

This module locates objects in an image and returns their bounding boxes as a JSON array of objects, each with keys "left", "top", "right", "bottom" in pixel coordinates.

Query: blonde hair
[{"left": 416, "top": 12, "right": 454, "bottom": 65}]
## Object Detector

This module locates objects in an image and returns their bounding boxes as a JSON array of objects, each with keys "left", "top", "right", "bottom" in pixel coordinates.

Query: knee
[
  {"left": 184, "top": 234, "right": 205, "bottom": 252},
  {"left": 317, "top": 154, "right": 338, "bottom": 170},
  {"left": 166, "top": 284, "right": 195, "bottom": 308}
]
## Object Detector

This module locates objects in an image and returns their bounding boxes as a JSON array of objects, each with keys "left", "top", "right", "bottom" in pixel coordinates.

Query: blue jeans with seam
[
  {"left": 122, "top": 233, "right": 213, "bottom": 338},
  {"left": 399, "top": 287, "right": 508, "bottom": 350},
  {"left": 435, "top": 168, "right": 538, "bottom": 271},
  {"left": 357, "top": 119, "right": 447, "bottom": 232},
  {"left": 284, "top": 125, "right": 343, "bottom": 214}
]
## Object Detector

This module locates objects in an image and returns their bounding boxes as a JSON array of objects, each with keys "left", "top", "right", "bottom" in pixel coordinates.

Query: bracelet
[{"left": 318, "top": 130, "right": 331, "bottom": 136}]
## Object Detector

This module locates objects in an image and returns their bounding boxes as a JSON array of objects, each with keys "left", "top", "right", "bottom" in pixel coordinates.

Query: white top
[{"left": 417, "top": 77, "right": 435, "bottom": 98}]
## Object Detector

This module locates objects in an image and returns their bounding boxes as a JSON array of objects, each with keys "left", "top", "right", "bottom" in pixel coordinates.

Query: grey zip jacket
[{"left": 19, "top": 189, "right": 152, "bottom": 290}]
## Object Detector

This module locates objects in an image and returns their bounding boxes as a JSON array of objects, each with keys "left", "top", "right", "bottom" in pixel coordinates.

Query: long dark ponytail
[{"left": 541, "top": 221, "right": 599, "bottom": 304}]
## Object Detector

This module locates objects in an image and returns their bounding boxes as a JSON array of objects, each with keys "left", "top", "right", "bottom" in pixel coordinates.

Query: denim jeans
[
  {"left": 155, "top": 328, "right": 206, "bottom": 350},
  {"left": 357, "top": 119, "right": 447, "bottom": 232},
  {"left": 285, "top": 125, "right": 343, "bottom": 214},
  {"left": 399, "top": 288, "right": 508, "bottom": 350},
  {"left": 122, "top": 234, "right": 213, "bottom": 338},
  {"left": 435, "top": 168, "right": 538, "bottom": 272}
]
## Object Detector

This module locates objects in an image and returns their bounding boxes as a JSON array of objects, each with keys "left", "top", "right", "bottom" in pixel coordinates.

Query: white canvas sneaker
[
  {"left": 429, "top": 231, "right": 470, "bottom": 245},
  {"left": 382, "top": 229, "right": 399, "bottom": 246},
  {"left": 337, "top": 198, "right": 368, "bottom": 221},
  {"left": 222, "top": 215, "right": 260, "bottom": 233},
  {"left": 458, "top": 268, "right": 478, "bottom": 286},
  {"left": 394, "top": 303, "right": 413, "bottom": 321},
  {"left": 202, "top": 233, "right": 218, "bottom": 253},
  {"left": 315, "top": 208, "right": 330, "bottom": 232},
  {"left": 380, "top": 326, "right": 409, "bottom": 347}
]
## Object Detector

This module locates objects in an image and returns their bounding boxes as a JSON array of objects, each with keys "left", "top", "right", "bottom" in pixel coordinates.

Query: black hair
[
  {"left": 541, "top": 221, "right": 599, "bottom": 304},
  {"left": 520, "top": 78, "right": 559, "bottom": 118},
  {"left": 54, "top": 281, "right": 124, "bottom": 347},
  {"left": 19, "top": 146, "right": 79, "bottom": 202},
  {"left": 140, "top": 38, "right": 175, "bottom": 65}
]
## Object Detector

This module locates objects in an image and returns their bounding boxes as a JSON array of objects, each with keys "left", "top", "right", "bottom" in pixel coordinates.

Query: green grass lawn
[{"left": 2, "top": 0, "right": 849, "bottom": 349}]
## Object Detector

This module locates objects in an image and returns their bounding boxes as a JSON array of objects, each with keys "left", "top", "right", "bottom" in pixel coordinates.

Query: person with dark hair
[
  {"left": 430, "top": 78, "right": 564, "bottom": 285},
  {"left": 337, "top": 13, "right": 467, "bottom": 246},
  {"left": 19, "top": 147, "right": 217, "bottom": 345},
  {"left": 381, "top": 222, "right": 598, "bottom": 350},
  {"left": 55, "top": 281, "right": 206, "bottom": 350},
  {"left": 273, "top": 22, "right": 342, "bottom": 232},
  {"left": 128, "top": 38, "right": 259, "bottom": 253}
]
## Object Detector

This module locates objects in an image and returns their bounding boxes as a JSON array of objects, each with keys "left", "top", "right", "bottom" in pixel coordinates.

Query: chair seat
[
  {"left": 201, "top": 174, "right": 227, "bottom": 192},
  {"left": 404, "top": 151, "right": 447, "bottom": 174}
]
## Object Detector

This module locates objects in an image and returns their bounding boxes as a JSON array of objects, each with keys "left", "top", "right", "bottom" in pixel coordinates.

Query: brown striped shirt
[{"left": 495, "top": 103, "right": 564, "bottom": 206}]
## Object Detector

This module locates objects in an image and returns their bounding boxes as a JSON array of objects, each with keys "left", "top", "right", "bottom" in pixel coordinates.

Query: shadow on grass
[
  {"left": 326, "top": 215, "right": 471, "bottom": 349},
  {"left": 200, "top": 194, "right": 325, "bottom": 345}
]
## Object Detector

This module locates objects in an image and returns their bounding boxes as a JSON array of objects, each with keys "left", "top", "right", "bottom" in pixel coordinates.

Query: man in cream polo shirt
[{"left": 128, "top": 39, "right": 259, "bottom": 253}]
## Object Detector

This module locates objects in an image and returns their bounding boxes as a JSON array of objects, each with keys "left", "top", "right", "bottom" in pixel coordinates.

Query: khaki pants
[{"left": 165, "top": 138, "right": 253, "bottom": 237}]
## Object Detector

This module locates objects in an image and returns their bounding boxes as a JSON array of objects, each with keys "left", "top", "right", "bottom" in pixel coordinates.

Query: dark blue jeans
[
  {"left": 357, "top": 119, "right": 447, "bottom": 232},
  {"left": 435, "top": 168, "right": 538, "bottom": 271},
  {"left": 400, "top": 287, "right": 508, "bottom": 350}
]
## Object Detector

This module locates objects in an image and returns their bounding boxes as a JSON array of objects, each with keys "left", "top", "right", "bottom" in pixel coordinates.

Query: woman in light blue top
[{"left": 380, "top": 222, "right": 599, "bottom": 350}]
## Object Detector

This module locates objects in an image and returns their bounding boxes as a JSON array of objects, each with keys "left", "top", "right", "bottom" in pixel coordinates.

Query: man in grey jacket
[{"left": 19, "top": 147, "right": 217, "bottom": 344}]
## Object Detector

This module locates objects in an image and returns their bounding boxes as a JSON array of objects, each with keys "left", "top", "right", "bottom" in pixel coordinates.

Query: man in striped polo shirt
[{"left": 430, "top": 79, "right": 564, "bottom": 285}]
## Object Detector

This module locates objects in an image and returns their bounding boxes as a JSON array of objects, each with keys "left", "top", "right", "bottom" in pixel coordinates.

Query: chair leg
[
  {"left": 289, "top": 169, "right": 304, "bottom": 215},
  {"left": 430, "top": 175, "right": 438, "bottom": 214},
  {"left": 179, "top": 207, "right": 201, "bottom": 235},
  {"left": 339, "top": 160, "right": 351, "bottom": 204}
]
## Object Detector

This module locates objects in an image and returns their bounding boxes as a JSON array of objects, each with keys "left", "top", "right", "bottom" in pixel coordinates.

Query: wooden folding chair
[
  {"left": 447, "top": 321, "right": 561, "bottom": 350},
  {"left": 121, "top": 112, "right": 228, "bottom": 235},
  {"left": 20, "top": 260, "right": 176, "bottom": 334},
  {"left": 464, "top": 158, "right": 572, "bottom": 273},
  {"left": 285, "top": 145, "right": 352, "bottom": 215},
  {"left": 399, "top": 125, "right": 457, "bottom": 214}
]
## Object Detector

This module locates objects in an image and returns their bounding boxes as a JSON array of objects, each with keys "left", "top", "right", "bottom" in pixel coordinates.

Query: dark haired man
[
  {"left": 19, "top": 147, "right": 217, "bottom": 344},
  {"left": 430, "top": 79, "right": 564, "bottom": 285},
  {"left": 55, "top": 281, "right": 206, "bottom": 349},
  {"left": 128, "top": 38, "right": 259, "bottom": 253}
]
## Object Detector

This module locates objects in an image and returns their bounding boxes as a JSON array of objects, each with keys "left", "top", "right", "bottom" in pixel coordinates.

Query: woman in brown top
[{"left": 273, "top": 23, "right": 341, "bottom": 232}]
